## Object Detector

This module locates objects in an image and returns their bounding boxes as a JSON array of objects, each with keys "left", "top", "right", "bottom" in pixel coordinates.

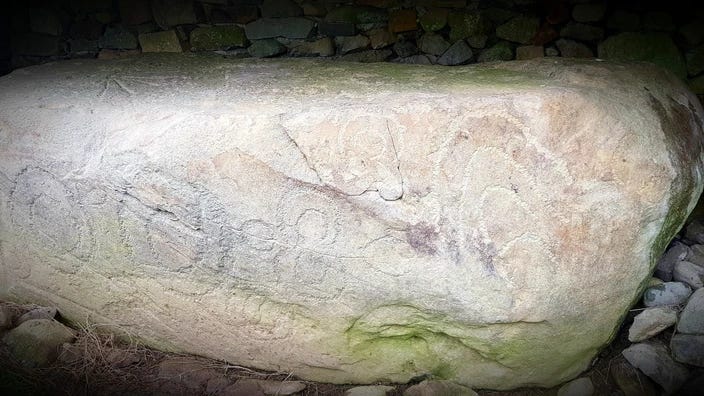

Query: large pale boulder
[{"left": 0, "top": 55, "right": 702, "bottom": 389}]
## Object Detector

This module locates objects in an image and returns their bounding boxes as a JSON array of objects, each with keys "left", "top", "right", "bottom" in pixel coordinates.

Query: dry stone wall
[{"left": 3, "top": 0, "right": 704, "bottom": 98}]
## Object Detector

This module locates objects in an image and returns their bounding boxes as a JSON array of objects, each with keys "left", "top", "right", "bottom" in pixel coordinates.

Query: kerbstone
[{"left": 0, "top": 55, "right": 702, "bottom": 390}]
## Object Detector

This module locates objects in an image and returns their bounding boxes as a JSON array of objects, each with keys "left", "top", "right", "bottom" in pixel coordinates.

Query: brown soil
[{"left": 0, "top": 300, "right": 651, "bottom": 396}]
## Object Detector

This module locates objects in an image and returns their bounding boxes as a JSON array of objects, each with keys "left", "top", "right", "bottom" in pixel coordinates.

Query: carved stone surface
[{"left": 0, "top": 55, "right": 702, "bottom": 389}]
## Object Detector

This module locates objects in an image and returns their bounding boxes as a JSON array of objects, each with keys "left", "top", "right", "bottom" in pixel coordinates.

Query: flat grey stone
[
  {"left": 656, "top": 241, "right": 690, "bottom": 281},
  {"left": 642, "top": 281, "right": 692, "bottom": 307},
  {"left": 673, "top": 260, "right": 704, "bottom": 289},
  {"left": 678, "top": 287, "right": 704, "bottom": 334},
  {"left": 671, "top": 334, "right": 704, "bottom": 367},
  {"left": 2, "top": 319, "right": 75, "bottom": 367},
  {"left": 557, "top": 377, "right": 594, "bottom": 396},
  {"left": 628, "top": 306, "right": 677, "bottom": 342},
  {"left": 622, "top": 341, "right": 689, "bottom": 394}
]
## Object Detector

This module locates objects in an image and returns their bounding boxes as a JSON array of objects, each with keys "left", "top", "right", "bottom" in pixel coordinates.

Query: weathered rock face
[{"left": 0, "top": 55, "right": 702, "bottom": 389}]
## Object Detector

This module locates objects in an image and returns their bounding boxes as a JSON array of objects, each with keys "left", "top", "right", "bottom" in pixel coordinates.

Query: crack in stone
[{"left": 280, "top": 125, "right": 324, "bottom": 185}]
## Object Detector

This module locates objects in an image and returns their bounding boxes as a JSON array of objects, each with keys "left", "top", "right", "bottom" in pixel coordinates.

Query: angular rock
[
  {"left": 289, "top": 38, "right": 335, "bottom": 57},
  {"left": 417, "top": 33, "right": 450, "bottom": 56},
  {"left": 622, "top": 341, "right": 689, "bottom": 394},
  {"left": 2, "top": 319, "right": 75, "bottom": 367},
  {"left": 17, "top": 306, "right": 57, "bottom": 325},
  {"left": 643, "top": 282, "right": 692, "bottom": 307},
  {"left": 448, "top": 12, "right": 486, "bottom": 42},
  {"left": 260, "top": 0, "right": 302, "bottom": 18},
  {"left": 545, "top": 46, "right": 559, "bottom": 57},
  {"left": 190, "top": 26, "right": 247, "bottom": 51},
  {"left": 671, "top": 334, "right": 704, "bottom": 367},
  {"left": 247, "top": 39, "right": 286, "bottom": 57},
  {"left": 496, "top": 16, "right": 539, "bottom": 45},
  {"left": 571, "top": 4, "right": 605, "bottom": 23},
  {"left": 99, "top": 25, "right": 138, "bottom": 50},
  {"left": 655, "top": 241, "right": 690, "bottom": 281},
  {"left": 560, "top": 22, "right": 604, "bottom": 42},
  {"left": 237, "top": 379, "right": 306, "bottom": 395},
  {"left": 138, "top": 30, "right": 184, "bottom": 52},
  {"left": 368, "top": 29, "right": 395, "bottom": 49},
  {"left": 673, "top": 260, "right": 704, "bottom": 289},
  {"left": 555, "top": 39, "right": 592, "bottom": 58},
  {"left": 598, "top": 32, "right": 687, "bottom": 79},
  {"left": 393, "top": 40, "right": 417, "bottom": 57},
  {"left": 628, "top": 306, "right": 677, "bottom": 342},
  {"left": 556, "top": 377, "right": 593, "bottom": 396},
  {"left": 477, "top": 41, "right": 513, "bottom": 62},
  {"left": 420, "top": 8, "right": 448, "bottom": 32},
  {"left": 151, "top": 0, "right": 197, "bottom": 29},
  {"left": 678, "top": 287, "right": 704, "bottom": 334},
  {"left": 0, "top": 57, "right": 703, "bottom": 390},
  {"left": 607, "top": 10, "right": 640, "bottom": 32},
  {"left": 610, "top": 360, "right": 658, "bottom": 396},
  {"left": 345, "top": 385, "right": 395, "bottom": 396},
  {"left": 389, "top": 9, "right": 417, "bottom": 33},
  {"left": 515, "top": 45, "right": 543, "bottom": 60},
  {"left": 336, "top": 35, "right": 370, "bottom": 54},
  {"left": 245, "top": 18, "right": 315, "bottom": 40},
  {"left": 403, "top": 380, "right": 477, "bottom": 396},
  {"left": 438, "top": 40, "right": 472, "bottom": 66}
]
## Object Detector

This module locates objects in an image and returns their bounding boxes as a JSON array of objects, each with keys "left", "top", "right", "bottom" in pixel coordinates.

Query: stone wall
[{"left": 3, "top": 0, "right": 704, "bottom": 97}]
